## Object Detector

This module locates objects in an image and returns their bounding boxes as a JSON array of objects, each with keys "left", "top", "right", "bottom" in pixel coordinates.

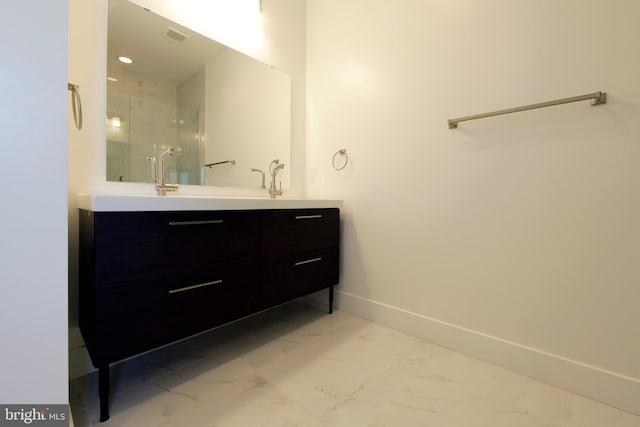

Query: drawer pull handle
[
  {"left": 295, "top": 215, "right": 323, "bottom": 220},
  {"left": 294, "top": 257, "right": 322, "bottom": 266},
  {"left": 169, "top": 279, "right": 222, "bottom": 294},
  {"left": 169, "top": 220, "right": 223, "bottom": 226}
]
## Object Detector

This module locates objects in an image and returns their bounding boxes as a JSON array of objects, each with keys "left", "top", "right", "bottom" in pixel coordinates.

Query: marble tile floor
[{"left": 69, "top": 300, "right": 640, "bottom": 427}]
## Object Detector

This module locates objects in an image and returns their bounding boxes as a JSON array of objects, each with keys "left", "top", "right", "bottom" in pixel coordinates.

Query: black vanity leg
[
  {"left": 98, "top": 365, "right": 110, "bottom": 422},
  {"left": 328, "top": 285, "right": 334, "bottom": 314}
]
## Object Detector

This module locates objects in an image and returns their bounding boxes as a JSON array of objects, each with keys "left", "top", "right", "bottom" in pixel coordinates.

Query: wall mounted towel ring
[
  {"left": 332, "top": 149, "right": 348, "bottom": 170},
  {"left": 68, "top": 83, "right": 83, "bottom": 130}
]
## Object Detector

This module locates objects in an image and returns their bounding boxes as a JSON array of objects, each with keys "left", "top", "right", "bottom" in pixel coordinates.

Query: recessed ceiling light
[
  {"left": 118, "top": 56, "right": 133, "bottom": 64},
  {"left": 107, "top": 76, "right": 118, "bottom": 82}
]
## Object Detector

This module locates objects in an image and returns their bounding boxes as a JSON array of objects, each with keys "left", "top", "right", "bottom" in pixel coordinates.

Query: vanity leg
[
  {"left": 328, "top": 285, "right": 334, "bottom": 314},
  {"left": 98, "top": 365, "right": 110, "bottom": 422}
]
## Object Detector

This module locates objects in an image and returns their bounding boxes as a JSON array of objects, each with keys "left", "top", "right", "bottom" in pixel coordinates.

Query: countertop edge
[{"left": 77, "top": 194, "right": 344, "bottom": 212}]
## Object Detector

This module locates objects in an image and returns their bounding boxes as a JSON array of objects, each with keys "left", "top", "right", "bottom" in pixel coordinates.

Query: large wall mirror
[{"left": 107, "top": 0, "right": 291, "bottom": 189}]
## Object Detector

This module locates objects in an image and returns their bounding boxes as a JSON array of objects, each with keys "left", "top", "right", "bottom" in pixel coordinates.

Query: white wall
[
  {"left": 68, "top": 0, "right": 108, "bottom": 379},
  {"left": 307, "top": 0, "right": 640, "bottom": 415},
  {"left": 205, "top": 49, "right": 291, "bottom": 188},
  {"left": 68, "top": 0, "right": 307, "bottom": 378},
  {"left": 0, "top": 0, "right": 68, "bottom": 403}
]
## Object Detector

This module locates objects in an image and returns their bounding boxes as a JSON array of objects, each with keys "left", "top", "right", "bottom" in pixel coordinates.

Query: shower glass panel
[
  {"left": 176, "top": 107, "right": 201, "bottom": 185},
  {"left": 106, "top": 91, "right": 131, "bottom": 182},
  {"left": 106, "top": 90, "right": 201, "bottom": 184}
]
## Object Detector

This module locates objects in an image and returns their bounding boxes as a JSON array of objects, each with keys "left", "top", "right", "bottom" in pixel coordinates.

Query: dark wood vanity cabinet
[{"left": 78, "top": 208, "right": 339, "bottom": 422}]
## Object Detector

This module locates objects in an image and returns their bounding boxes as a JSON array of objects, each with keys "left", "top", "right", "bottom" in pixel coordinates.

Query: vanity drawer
[
  {"left": 90, "top": 210, "right": 260, "bottom": 290},
  {"left": 261, "top": 208, "right": 339, "bottom": 258},
  {"left": 259, "top": 248, "right": 338, "bottom": 308},
  {"left": 92, "top": 263, "right": 259, "bottom": 364}
]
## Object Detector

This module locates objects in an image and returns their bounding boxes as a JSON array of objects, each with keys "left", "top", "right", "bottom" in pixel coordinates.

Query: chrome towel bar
[
  {"left": 448, "top": 91, "right": 607, "bottom": 129},
  {"left": 205, "top": 160, "right": 236, "bottom": 168}
]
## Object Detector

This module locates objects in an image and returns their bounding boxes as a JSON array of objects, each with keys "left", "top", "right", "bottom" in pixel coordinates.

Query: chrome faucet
[
  {"left": 156, "top": 147, "right": 178, "bottom": 196},
  {"left": 268, "top": 159, "right": 285, "bottom": 198},
  {"left": 251, "top": 168, "right": 266, "bottom": 189}
]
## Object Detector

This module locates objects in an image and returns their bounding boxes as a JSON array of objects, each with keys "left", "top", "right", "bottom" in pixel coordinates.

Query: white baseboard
[{"left": 330, "top": 290, "right": 640, "bottom": 416}]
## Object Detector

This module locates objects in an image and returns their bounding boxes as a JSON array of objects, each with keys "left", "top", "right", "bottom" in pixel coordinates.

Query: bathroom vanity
[{"left": 77, "top": 195, "right": 342, "bottom": 422}]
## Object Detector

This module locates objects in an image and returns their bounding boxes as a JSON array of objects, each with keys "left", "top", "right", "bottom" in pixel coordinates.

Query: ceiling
[{"left": 107, "top": 0, "right": 225, "bottom": 86}]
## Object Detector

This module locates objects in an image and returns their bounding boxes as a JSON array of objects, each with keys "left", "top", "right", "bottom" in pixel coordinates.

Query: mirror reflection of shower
[{"left": 106, "top": 73, "right": 203, "bottom": 185}]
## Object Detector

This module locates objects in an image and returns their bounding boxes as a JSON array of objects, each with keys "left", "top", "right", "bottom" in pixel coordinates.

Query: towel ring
[
  {"left": 68, "top": 83, "right": 83, "bottom": 130},
  {"left": 332, "top": 149, "right": 348, "bottom": 170}
]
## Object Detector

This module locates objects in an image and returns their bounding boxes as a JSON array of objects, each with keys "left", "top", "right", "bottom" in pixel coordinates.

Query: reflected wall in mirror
[{"left": 107, "top": 0, "right": 291, "bottom": 189}]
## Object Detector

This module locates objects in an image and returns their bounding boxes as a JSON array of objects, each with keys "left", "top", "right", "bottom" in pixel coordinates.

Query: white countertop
[{"left": 77, "top": 194, "right": 343, "bottom": 212}]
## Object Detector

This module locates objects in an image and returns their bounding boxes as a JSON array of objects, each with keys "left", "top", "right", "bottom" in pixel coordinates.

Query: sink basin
[{"left": 77, "top": 194, "right": 343, "bottom": 212}]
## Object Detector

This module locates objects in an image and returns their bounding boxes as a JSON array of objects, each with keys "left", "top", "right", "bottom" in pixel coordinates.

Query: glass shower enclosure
[{"left": 106, "top": 90, "right": 201, "bottom": 185}]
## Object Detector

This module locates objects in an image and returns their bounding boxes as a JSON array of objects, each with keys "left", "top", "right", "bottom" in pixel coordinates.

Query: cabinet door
[{"left": 261, "top": 209, "right": 339, "bottom": 258}]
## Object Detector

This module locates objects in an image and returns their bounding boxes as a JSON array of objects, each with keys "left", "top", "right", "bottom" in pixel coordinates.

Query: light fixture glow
[
  {"left": 111, "top": 116, "right": 121, "bottom": 127},
  {"left": 107, "top": 76, "right": 118, "bottom": 82},
  {"left": 168, "top": 2, "right": 263, "bottom": 54},
  {"left": 118, "top": 56, "right": 133, "bottom": 64}
]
